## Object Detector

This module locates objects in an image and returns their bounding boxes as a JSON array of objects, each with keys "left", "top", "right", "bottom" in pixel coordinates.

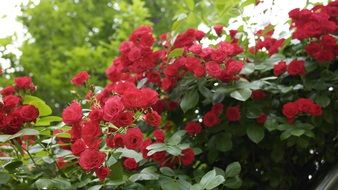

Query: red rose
[
  {"left": 305, "top": 35, "right": 337, "bottom": 62},
  {"left": 71, "top": 71, "right": 89, "bottom": 86},
  {"left": 2, "top": 112, "right": 23, "bottom": 134},
  {"left": 193, "top": 64, "right": 205, "bottom": 78},
  {"left": 127, "top": 47, "right": 141, "bottom": 61},
  {"left": 62, "top": 101, "right": 83, "bottom": 125},
  {"left": 282, "top": 102, "right": 299, "bottom": 119},
  {"left": 71, "top": 139, "right": 86, "bottom": 156},
  {"left": 273, "top": 61, "right": 287, "bottom": 76},
  {"left": 95, "top": 167, "right": 110, "bottom": 181},
  {"left": 151, "top": 151, "right": 167, "bottom": 163},
  {"left": 103, "top": 96, "right": 124, "bottom": 122},
  {"left": 173, "top": 29, "right": 197, "bottom": 48},
  {"left": 225, "top": 106, "right": 241, "bottom": 122},
  {"left": 123, "top": 158, "right": 138, "bottom": 170},
  {"left": 19, "top": 105, "right": 39, "bottom": 122},
  {"left": 251, "top": 90, "right": 267, "bottom": 100},
  {"left": 141, "top": 139, "right": 152, "bottom": 158},
  {"left": 287, "top": 60, "right": 305, "bottom": 76},
  {"left": 206, "top": 61, "right": 222, "bottom": 78},
  {"left": 256, "top": 114, "right": 267, "bottom": 124},
  {"left": 70, "top": 123, "right": 82, "bottom": 140},
  {"left": 309, "top": 104, "right": 323, "bottom": 116},
  {"left": 225, "top": 60, "right": 244, "bottom": 76},
  {"left": 213, "top": 24, "right": 223, "bottom": 36},
  {"left": 144, "top": 111, "right": 161, "bottom": 127},
  {"left": 14, "top": 76, "right": 35, "bottom": 90},
  {"left": 112, "top": 81, "right": 136, "bottom": 95},
  {"left": 113, "top": 111, "right": 134, "bottom": 127},
  {"left": 122, "top": 88, "right": 158, "bottom": 109},
  {"left": 211, "top": 49, "right": 227, "bottom": 62},
  {"left": 211, "top": 103, "right": 224, "bottom": 115},
  {"left": 3, "top": 95, "right": 21, "bottom": 109},
  {"left": 129, "top": 26, "right": 154, "bottom": 48},
  {"left": 106, "top": 134, "right": 124, "bottom": 148},
  {"left": 161, "top": 78, "right": 174, "bottom": 91},
  {"left": 123, "top": 128, "right": 143, "bottom": 150},
  {"left": 79, "top": 149, "right": 106, "bottom": 171},
  {"left": 81, "top": 121, "right": 101, "bottom": 141},
  {"left": 180, "top": 148, "right": 195, "bottom": 166},
  {"left": 195, "top": 30, "right": 205, "bottom": 41},
  {"left": 153, "top": 129, "right": 165, "bottom": 142},
  {"left": 0, "top": 85, "right": 15, "bottom": 96},
  {"left": 203, "top": 111, "right": 221, "bottom": 128},
  {"left": 151, "top": 100, "right": 166, "bottom": 114},
  {"left": 295, "top": 98, "right": 314, "bottom": 113},
  {"left": 185, "top": 121, "right": 202, "bottom": 136},
  {"left": 89, "top": 108, "right": 103, "bottom": 122}
]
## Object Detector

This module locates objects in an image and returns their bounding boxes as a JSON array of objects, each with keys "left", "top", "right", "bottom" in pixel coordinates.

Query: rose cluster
[
  {"left": 289, "top": 1, "right": 338, "bottom": 62},
  {"left": 0, "top": 77, "right": 39, "bottom": 134},
  {"left": 59, "top": 2, "right": 337, "bottom": 184},
  {"left": 282, "top": 98, "right": 323, "bottom": 123},
  {"left": 249, "top": 26, "right": 285, "bottom": 56},
  {"left": 63, "top": 65, "right": 198, "bottom": 180},
  {"left": 105, "top": 26, "right": 246, "bottom": 93},
  {"left": 273, "top": 60, "right": 305, "bottom": 76}
]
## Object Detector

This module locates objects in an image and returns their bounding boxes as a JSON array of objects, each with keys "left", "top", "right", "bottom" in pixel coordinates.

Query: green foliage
[{"left": 18, "top": 0, "right": 152, "bottom": 112}]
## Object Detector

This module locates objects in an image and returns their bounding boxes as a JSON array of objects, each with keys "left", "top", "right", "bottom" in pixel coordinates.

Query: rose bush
[{"left": 0, "top": 1, "right": 337, "bottom": 189}]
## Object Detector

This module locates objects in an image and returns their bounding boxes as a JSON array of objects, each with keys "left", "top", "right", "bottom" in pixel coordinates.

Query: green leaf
[
  {"left": 160, "top": 167, "right": 176, "bottom": 177},
  {"left": 23, "top": 95, "right": 52, "bottom": 116},
  {"left": 315, "top": 94, "right": 330, "bottom": 107},
  {"left": 109, "top": 161, "right": 124, "bottom": 180},
  {"left": 52, "top": 178, "right": 72, "bottom": 189},
  {"left": 205, "top": 175, "right": 225, "bottom": 190},
  {"left": 198, "top": 84, "right": 213, "bottom": 99},
  {"left": 290, "top": 129, "right": 305, "bottom": 137},
  {"left": 264, "top": 117, "right": 278, "bottom": 131},
  {"left": 168, "top": 48, "right": 184, "bottom": 59},
  {"left": 200, "top": 170, "right": 216, "bottom": 186},
  {"left": 0, "top": 128, "right": 40, "bottom": 142},
  {"left": 172, "top": 13, "right": 188, "bottom": 31},
  {"left": 35, "top": 179, "right": 54, "bottom": 189},
  {"left": 280, "top": 130, "right": 292, "bottom": 140},
  {"left": 160, "top": 176, "right": 181, "bottom": 190},
  {"left": 87, "top": 185, "right": 102, "bottom": 190},
  {"left": 35, "top": 116, "right": 62, "bottom": 126},
  {"left": 115, "top": 148, "right": 143, "bottom": 162},
  {"left": 106, "top": 155, "right": 117, "bottom": 167},
  {"left": 230, "top": 88, "right": 252, "bottom": 101},
  {"left": 240, "top": 63, "right": 255, "bottom": 75},
  {"left": 225, "top": 162, "right": 241, "bottom": 178},
  {"left": 240, "top": 0, "right": 255, "bottom": 8},
  {"left": 247, "top": 126, "right": 265, "bottom": 143},
  {"left": 184, "top": 0, "right": 195, "bottom": 10},
  {"left": 129, "top": 167, "right": 159, "bottom": 182},
  {"left": 11, "top": 128, "right": 39, "bottom": 139},
  {"left": 214, "top": 133, "right": 232, "bottom": 152},
  {"left": 4, "top": 160, "right": 23, "bottom": 172},
  {"left": 167, "top": 130, "right": 186, "bottom": 145},
  {"left": 167, "top": 146, "right": 182, "bottom": 156},
  {"left": 224, "top": 176, "right": 242, "bottom": 189},
  {"left": 34, "top": 178, "right": 72, "bottom": 190},
  {"left": 180, "top": 90, "right": 199, "bottom": 113},
  {"left": 0, "top": 172, "right": 10, "bottom": 184},
  {"left": 190, "top": 183, "right": 203, "bottom": 190},
  {"left": 55, "top": 132, "right": 71, "bottom": 138},
  {"left": 0, "top": 134, "right": 11, "bottom": 142}
]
